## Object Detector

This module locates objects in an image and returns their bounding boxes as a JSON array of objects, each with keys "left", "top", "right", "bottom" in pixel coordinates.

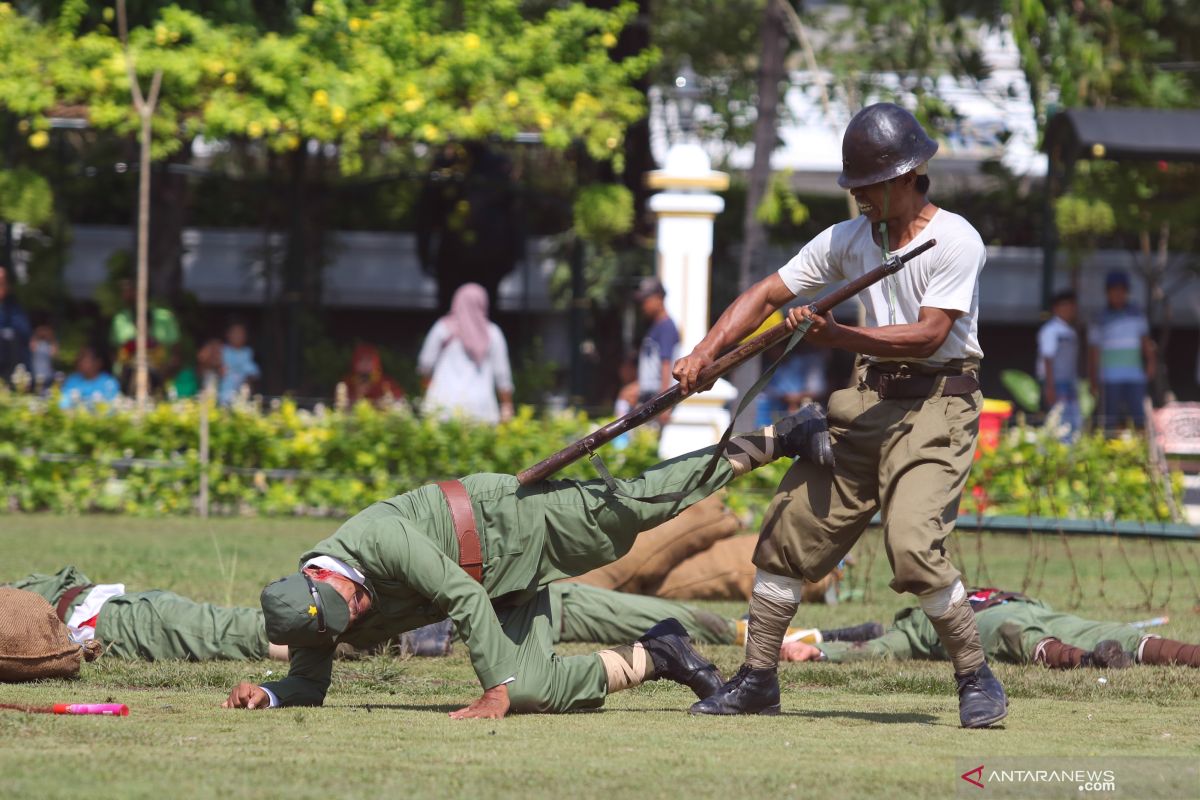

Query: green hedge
[{"left": 0, "top": 394, "right": 1179, "bottom": 521}]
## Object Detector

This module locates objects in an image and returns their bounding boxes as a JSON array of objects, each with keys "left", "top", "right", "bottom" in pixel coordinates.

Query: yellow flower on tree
[
  {"left": 313, "top": 89, "right": 330, "bottom": 107},
  {"left": 331, "top": 105, "right": 347, "bottom": 124},
  {"left": 503, "top": 90, "right": 520, "bottom": 108},
  {"left": 464, "top": 32, "right": 481, "bottom": 50},
  {"left": 28, "top": 131, "right": 48, "bottom": 149}
]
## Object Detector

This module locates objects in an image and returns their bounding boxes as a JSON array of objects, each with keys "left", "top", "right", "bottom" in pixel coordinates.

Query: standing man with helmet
[{"left": 674, "top": 103, "right": 1008, "bottom": 728}]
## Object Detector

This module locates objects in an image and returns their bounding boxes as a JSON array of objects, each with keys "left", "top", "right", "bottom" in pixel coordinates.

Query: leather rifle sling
[{"left": 436, "top": 480, "right": 484, "bottom": 583}]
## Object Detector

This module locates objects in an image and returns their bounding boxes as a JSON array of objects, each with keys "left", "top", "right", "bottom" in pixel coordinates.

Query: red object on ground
[{"left": 977, "top": 399, "right": 1013, "bottom": 455}]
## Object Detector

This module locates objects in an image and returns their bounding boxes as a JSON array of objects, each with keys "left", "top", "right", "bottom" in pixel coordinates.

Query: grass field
[{"left": 2, "top": 515, "right": 1199, "bottom": 800}]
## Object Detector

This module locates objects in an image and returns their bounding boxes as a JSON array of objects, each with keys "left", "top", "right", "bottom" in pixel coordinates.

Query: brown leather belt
[
  {"left": 864, "top": 367, "right": 979, "bottom": 400},
  {"left": 56, "top": 584, "right": 93, "bottom": 622},
  {"left": 437, "top": 480, "right": 483, "bottom": 583}
]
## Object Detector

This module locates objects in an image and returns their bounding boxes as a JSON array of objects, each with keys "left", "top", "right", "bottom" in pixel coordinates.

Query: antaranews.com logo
[{"left": 955, "top": 758, "right": 1197, "bottom": 798}]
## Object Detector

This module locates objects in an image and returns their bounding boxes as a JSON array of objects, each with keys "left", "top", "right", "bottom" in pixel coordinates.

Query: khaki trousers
[{"left": 753, "top": 363, "right": 980, "bottom": 596}]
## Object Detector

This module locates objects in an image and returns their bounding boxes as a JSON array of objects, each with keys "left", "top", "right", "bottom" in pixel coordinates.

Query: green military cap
[{"left": 261, "top": 572, "right": 351, "bottom": 647}]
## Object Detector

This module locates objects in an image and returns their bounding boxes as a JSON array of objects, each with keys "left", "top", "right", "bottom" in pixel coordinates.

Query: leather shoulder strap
[{"left": 436, "top": 480, "right": 483, "bottom": 583}]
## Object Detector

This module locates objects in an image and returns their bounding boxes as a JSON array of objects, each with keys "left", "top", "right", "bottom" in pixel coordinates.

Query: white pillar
[{"left": 647, "top": 143, "right": 737, "bottom": 459}]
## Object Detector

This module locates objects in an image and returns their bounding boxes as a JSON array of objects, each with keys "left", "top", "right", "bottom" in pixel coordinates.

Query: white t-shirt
[
  {"left": 777, "top": 210, "right": 986, "bottom": 365},
  {"left": 1036, "top": 315, "right": 1079, "bottom": 382},
  {"left": 417, "top": 319, "right": 514, "bottom": 423}
]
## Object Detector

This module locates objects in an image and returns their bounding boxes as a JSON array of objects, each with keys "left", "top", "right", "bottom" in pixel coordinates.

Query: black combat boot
[
  {"left": 775, "top": 404, "right": 835, "bottom": 467},
  {"left": 638, "top": 618, "right": 725, "bottom": 700},
  {"left": 400, "top": 619, "right": 455, "bottom": 657},
  {"left": 956, "top": 662, "right": 1008, "bottom": 728},
  {"left": 688, "top": 665, "right": 781, "bottom": 716},
  {"left": 819, "top": 621, "right": 884, "bottom": 643},
  {"left": 1082, "top": 640, "right": 1134, "bottom": 669}
]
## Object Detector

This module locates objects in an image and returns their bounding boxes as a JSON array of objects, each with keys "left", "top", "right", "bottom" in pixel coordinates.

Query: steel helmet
[{"left": 837, "top": 103, "right": 938, "bottom": 189}]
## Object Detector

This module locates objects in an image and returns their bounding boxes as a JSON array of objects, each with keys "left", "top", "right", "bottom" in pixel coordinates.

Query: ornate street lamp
[{"left": 672, "top": 58, "right": 701, "bottom": 140}]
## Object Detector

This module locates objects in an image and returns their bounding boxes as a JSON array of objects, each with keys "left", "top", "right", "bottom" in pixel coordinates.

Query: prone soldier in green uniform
[
  {"left": 778, "top": 587, "right": 1200, "bottom": 670},
  {"left": 224, "top": 408, "right": 834, "bottom": 719}
]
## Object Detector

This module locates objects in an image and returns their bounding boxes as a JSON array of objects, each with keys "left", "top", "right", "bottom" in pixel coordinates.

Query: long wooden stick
[{"left": 517, "top": 238, "right": 938, "bottom": 485}]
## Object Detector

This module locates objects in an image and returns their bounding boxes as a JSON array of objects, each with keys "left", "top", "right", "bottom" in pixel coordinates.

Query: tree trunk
[{"left": 737, "top": 0, "right": 789, "bottom": 293}]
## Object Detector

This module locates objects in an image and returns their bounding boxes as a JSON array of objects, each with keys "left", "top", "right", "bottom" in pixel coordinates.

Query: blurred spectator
[
  {"left": 60, "top": 346, "right": 121, "bottom": 410},
  {"left": 29, "top": 323, "right": 58, "bottom": 392},
  {"left": 634, "top": 277, "right": 679, "bottom": 404},
  {"left": 1089, "top": 270, "right": 1155, "bottom": 430},
  {"left": 171, "top": 339, "right": 224, "bottom": 400},
  {"left": 418, "top": 282, "right": 513, "bottom": 423},
  {"left": 343, "top": 343, "right": 405, "bottom": 406},
  {"left": 220, "top": 320, "right": 260, "bottom": 405},
  {"left": 1037, "top": 289, "right": 1082, "bottom": 438},
  {"left": 110, "top": 278, "right": 181, "bottom": 394},
  {"left": 0, "top": 266, "right": 31, "bottom": 385},
  {"left": 755, "top": 340, "right": 830, "bottom": 427}
]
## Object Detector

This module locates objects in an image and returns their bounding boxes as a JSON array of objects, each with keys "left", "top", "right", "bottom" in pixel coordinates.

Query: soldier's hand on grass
[
  {"left": 449, "top": 683, "right": 510, "bottom": 720},
  {"left": 223, "top": 682, "right": 270, "bottom": 710},
  {"left": 779, "top": 641, "right": 825, "bottom": 662}
]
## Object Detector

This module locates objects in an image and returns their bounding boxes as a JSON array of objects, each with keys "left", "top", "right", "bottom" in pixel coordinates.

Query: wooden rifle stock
[{"left": 516, "top": 238, "right": 938, "bottom": 485}]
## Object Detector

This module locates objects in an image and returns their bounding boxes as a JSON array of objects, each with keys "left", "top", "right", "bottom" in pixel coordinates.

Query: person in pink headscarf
[{"left": 417, "top": 283, "right": 514, "bottom": 423}]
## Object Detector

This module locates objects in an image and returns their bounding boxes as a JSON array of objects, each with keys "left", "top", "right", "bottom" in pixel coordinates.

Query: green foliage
[
  {"left": 572, "top": 183, "right": 634, "bottom": 244},
  {"left": 755, "top": 170, "right": 809, "bottom": 227},
  {"left": 0, "top": 392, "right": 1176, "bottom": 522},
  {"left": 1000, "top": 368, "right": 1041, "bottom": 413},
  {"left": 0, "top": 1, "right": 654, "bottom": 170},
  {"left": 0, "top": 394, "right": 659, "bottom": 516},
  {"left": 1054, "top": 194, "right": 1115, "bottom": 241},
  {"left": 965, "top": 426, "right": 1180, "bottom": 521},
  {"left": 0, "top": 168, "right": 54, "bottom": 227}
]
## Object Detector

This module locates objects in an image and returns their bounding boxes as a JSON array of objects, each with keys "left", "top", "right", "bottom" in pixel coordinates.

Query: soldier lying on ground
[
  {"left": 224, "top": 406, "right": 835, "bottom": 718},
  {"left": 5, "top": 565, "right": 879, "bottom": 664},
  {"left": 778, "top": 587, "right": 1200, "bottom": 669}
]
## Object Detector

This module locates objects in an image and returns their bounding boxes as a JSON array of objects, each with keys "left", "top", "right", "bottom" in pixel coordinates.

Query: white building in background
[{"left": 650, "top": 27, "right": 1047, "bottom": 192}]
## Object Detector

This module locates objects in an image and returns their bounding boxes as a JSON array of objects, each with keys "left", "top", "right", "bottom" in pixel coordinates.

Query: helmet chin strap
[{"left": 878, "top": 181, "right": 898, "bottom": 325}]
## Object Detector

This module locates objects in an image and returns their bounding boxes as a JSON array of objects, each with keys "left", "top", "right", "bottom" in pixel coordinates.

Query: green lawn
[{"left": 2, "top": 516, "right": 1199, "bottom": 800}]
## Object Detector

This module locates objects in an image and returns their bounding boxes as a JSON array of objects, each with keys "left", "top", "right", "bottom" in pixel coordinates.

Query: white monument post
[{"left": 647, "top": 142, "right": 736, "bottom": 459}]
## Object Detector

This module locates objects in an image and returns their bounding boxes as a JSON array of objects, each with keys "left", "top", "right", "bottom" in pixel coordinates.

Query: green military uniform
[
  {"left": 262, "top": 445, "right": 736, "bottom": 712},
  {"left": 552, "top": 582, "right": 734, "bottom": 646},
  {"left": 8, "top": 566, "right": 269, "bottom": 661},
  {"left": 817, "top": 594, "right": 1143, "bottom": 664}
]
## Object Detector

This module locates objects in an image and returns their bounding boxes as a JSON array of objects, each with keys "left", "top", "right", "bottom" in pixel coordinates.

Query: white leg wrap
[
  {"left": 752, "top": 568, "right": 807, "bottom": 604},
  {"left": 1136, "top": 635, "right": 1160, "bottom": 664},
  {"left": 918, "top": 579, "right": 966, "bottom": 619}
]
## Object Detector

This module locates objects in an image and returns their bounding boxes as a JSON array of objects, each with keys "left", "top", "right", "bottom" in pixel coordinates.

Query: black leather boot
[
  {"left": 775, "top": 405, "right": 835, "bottom": 467},
  {"left": 688, "top": 665, "right": 781, "bottom": 716},
  {"left": 819, "top": 621, "right": 884, "bottom": 643},
  {"left": 639, "top": 618, "right": 725, "bottom": 700},
  {"left": 956, "top": 662, "right": 1008, "bottom": 728}
]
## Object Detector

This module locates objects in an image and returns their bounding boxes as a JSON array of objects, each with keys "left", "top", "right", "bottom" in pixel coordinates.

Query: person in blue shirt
[
  {"left": 634, "top": 277, "right": 680, "bottom": 406},
  {"left": 0, "top": 266, "right": 31, "bottom": 386},
  {"left": 1088, "top": 271, "right": 1155, "bottom": 430},
  {"left": 219, "top": 320, "right": 260, "bottom": 405},
  {"left": 1037, "top": 289, "right": 1082, "bottom": 438},
  {"left": 60, "top": 345, "right": 121, "bottom": 410}
]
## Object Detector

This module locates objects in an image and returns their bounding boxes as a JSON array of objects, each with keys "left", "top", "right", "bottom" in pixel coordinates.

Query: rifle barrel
[{"left": 516, "top": 238, "right": 937, "bottom": 485}]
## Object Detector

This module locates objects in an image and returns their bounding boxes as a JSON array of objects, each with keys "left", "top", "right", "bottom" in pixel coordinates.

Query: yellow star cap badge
[{"left": 308, "top": 605, "right": 318, "bottom": 617}]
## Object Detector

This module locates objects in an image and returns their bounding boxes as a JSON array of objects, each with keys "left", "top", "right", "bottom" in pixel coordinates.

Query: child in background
[
  {"left": 219, "top": 321, "right": 259, "bottom": 405},
  {"left": 30, "top": 324, "right": 57, "bottom": 391}
]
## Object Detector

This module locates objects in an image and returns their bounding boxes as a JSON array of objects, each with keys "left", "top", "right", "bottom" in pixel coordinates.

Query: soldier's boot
[
  {"left": 1035, "top": 637, "right": 1132, "bottom": 669},
  {"left": 688, "top": 664, "right": 781, "bottom": 716},
  {"left": 1137, "top": 637, "right": 1200, "bottom": 668},
  {"left": 638, "top": 618, "right": 725, "bottom": 700},
  {"left": 819, "top": 621, "right": 885, "bottom": 643},
  {"left": 723, "top": 405, "right": 834, "bottom": 477},
  {"left": 956, "top": 663, "right": 1008, "bottom": 728}
]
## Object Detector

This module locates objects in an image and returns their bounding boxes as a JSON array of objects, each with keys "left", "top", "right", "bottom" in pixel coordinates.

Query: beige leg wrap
[
  {"left": 926, "top": 596, "right": 986, "bottom": 675},
  {"left": 724, "top": 427, "right": 777, "bottom": 477},
  {"left": 744, "top": 591, "right": 797, "bottom": 669},
  {"left": 598, "top": 642, "right": 653, "bottom": 693}
]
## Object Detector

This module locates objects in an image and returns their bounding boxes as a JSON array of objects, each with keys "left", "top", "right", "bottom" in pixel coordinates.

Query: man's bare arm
[
  {"left": 792, "top": 305, "right": 960, "bottom": 360},
  {"left": 673, "top": 273, "right": 795, "bottom": 393}
]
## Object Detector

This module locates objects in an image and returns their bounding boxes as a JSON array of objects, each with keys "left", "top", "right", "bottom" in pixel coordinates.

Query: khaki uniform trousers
[{"left": 753, "top": 363, "right": 980, "bottom": 596}]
